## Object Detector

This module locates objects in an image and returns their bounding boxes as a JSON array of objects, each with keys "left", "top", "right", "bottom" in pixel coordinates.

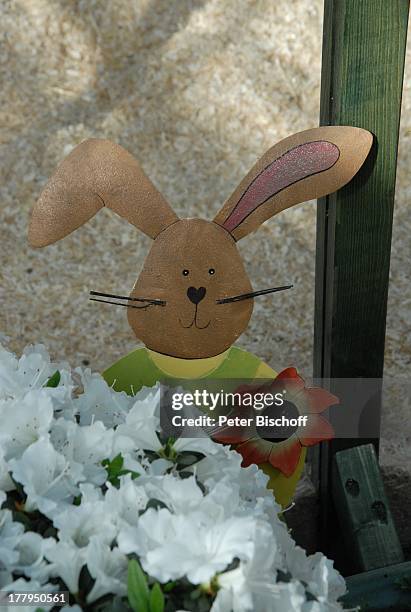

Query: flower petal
[
  {"left": 267, "top": 437, "right": 302, "bottom": 477},
  {"left": 305, "top": 387, "right": 339, "bottom": 413},
  {"left": 298, "top": 414, "right": 334, "bottom": 446},
  {"left": 275, "top": 369, "right": 338, "bottom": 411},
  {"left": 274, "top": 367, "right": 305, "bottom": 391},
  {"left": 276, "top": 367, "right": 301, "bottom": 383},
  {"left": 236, "top": 438, "right": 272, "bottom": 466}
]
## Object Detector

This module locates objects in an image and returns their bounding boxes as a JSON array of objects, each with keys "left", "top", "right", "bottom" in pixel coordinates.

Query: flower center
[{"left": 256, "top": 399, "right": 300, "bottom": 442}]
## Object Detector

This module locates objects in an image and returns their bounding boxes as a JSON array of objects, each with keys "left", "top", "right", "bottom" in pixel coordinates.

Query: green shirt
[{"left": 103, "top": 346, "right": 276, "bottom": 394}]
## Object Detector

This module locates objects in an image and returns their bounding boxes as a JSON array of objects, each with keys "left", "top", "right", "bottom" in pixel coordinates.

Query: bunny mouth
[{"left": 179, "top": 306, "right": 211, "bottom": 330}]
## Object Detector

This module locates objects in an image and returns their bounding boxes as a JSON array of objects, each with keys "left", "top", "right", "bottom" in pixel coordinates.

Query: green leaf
[
  {"left": 157, "top": 437, "right": 178, "bottom": 462},
  {"left": 128, "top": 559, "right": 149, "bottom": 612},
  {"left": 44, "top": 370, "right": 61, "bottom": 388},
  {"left": 149, "top": 583, "right": 164, "bottom": 612},
  {"left": 73, "top": 494, "right": 82, "bottom": 506},
  {"left": 117, "top": 469, "right": 140, "bottom": 480},
  {"left": 103, "top": 454, "right": 123, "bottom": 484},
  {"left": 102, "top": 454, "right": 141, "bottom": 487},
  {"left": 164, "top": 437, "right": 176, "bottom": 451},
  {"left": 110, "top": 453, "right": 125, "bottom": 472}
]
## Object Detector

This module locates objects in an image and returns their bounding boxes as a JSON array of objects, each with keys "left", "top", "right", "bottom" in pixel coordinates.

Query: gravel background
[{"left": 0, "top": 1, "right": 409, "bottom": 469}]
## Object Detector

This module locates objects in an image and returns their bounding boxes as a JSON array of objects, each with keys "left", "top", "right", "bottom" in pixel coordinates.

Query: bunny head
[{"left": 29, "top": 127, "right": 372, "bottom": 359}]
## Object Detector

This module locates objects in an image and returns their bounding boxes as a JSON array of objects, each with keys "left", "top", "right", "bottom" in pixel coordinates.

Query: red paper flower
[{"left": 213, "top": 368, "right": 338, "bottom": 477}]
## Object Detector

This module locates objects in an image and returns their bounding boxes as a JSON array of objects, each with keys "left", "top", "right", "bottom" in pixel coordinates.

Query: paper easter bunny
[{"left": 29, "top": 126, "right": 372, "bottom": 506}]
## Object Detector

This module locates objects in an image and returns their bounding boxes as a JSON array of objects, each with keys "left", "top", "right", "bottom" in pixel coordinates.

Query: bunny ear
[
  {"left": 29, "top": 139, "right": 179, "bottom": 247},
  {"left": 213, "top": 126, "right": 372, "bottom": 240}
]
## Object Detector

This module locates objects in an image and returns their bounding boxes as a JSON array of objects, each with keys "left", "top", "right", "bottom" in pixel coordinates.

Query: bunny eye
[
  {"left": 182, "top": 269, "right": 189, "bottom": 276},
  {"left": 208, "top": 268, "right": 215, "bottom": 275}
]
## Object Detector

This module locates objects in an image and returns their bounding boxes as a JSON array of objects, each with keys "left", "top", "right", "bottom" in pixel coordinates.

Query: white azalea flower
[
  {"left": 0, "top": 509, "right": 24, "bottom": 567},
  {"left": 77, "top": 482, "right": 103, "bottom": 504},
  {"left": 115, "top": 387, "right": 162, "bottom": 453},
  {"left": 119, "top": 507, "right": 256, "bottom": 584},
  {"left": 193, "top": 444, "right": 259, "bottom": 495},
  {"left": 105, "top": 475, "right": 148, "bottom": 527},
  {"left": 235, "top": 464, "right": 282, "bottom": 523},
  {"left": 202, "top": 477, "right": 244, "bottom": 521},
  {"left": 85, "top": 538, "right": 128, "bottom": 603},
  {"left": 266, "top": 580, "right": 307, "bottom": 611},
  {"left": 9, "top": 437, "right": 83, "bottom": 517},
  {"left": 53, "top": 494, "right": 116, "bottom": 549},
  {"left": 146, "top": 457, "right": 174, "bottom": 475},
  {"left": 0, "top": 390, "right": 54, "bottom": 460},
  {"left": 214, "top": 522, "right": 277, "bottom": 611},
  {"left": 133, "top": 384, "right": 162, "bottom": 411},
  {"left": 0, "top": 344, "right": 50, "bottom": 399},
  {"left": 45, "top": 539, "right": 87, "bottom": 594},
  {"left": 51, "top": 418, "right": 113, "bottom": 486},
  {"left": 122, "top": 451, "right": 169, "bottom": 477},
  {"left": 304, "top": 553, "right": 346, "bottom": 604},
  {"left": 0, "top": 447, "right": 14, "bottom": 492},
  {"left": 0, "top": 344, "right": 72, "bottom": 402},
  {"left": 173, "top": 436, "right": 220, "bottom": 455},
  {"left": 13, "top": 531, "right": 55, "bottom": 583},
  {"left": 0, "top": 342, "right": 347, "bottom": 611},
  {"left": 75, "top": 369, "right": 133, "bottom": 427},
  {"left": 282, "top": 543, "right": 345, "bottom": 604},
  {"left": 0, "top": 569, "right": 13, "bottom": 589},
  {"left": 213, "top": 578, "right": 307, "bottom": 612},
  {"left": 142, "top": 473, "right": 203, "bottom": 514},
  {"left": 193, "top": 446, "right": 278, "bottom": 523}
]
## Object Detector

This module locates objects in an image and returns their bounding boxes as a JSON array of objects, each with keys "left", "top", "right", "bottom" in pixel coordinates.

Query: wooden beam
[
  {"left": 342, "top": 561, "right": 411, "bottom": 611},
  {"left": 313, "top": 0, "right": 409, "bottom": 563},
  {"left": 332, "top": 444, "right": 403, "bottom": 573}
]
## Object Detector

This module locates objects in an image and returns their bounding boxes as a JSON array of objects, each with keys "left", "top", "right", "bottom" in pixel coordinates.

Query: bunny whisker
[
  {"left": 90, "top": 290, "right": 165, "bottom": 306},
  {"left": 89, "top": 297, "right": 159, "bottom": 310},
  {"left": 217, "top": 285, "right": 293, "bottom": 304}
]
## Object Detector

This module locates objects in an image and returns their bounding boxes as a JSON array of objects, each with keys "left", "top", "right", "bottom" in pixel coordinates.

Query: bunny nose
[{"left": 187, "top": 286, "right": 206, "bottom": 305}]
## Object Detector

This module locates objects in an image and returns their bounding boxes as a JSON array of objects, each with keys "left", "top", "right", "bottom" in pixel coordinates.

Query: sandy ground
[{"left": 0, "top": 2, "right": 409, "bottom": 469}]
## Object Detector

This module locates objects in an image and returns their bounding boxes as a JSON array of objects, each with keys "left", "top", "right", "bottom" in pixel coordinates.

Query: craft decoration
[
  {"left": 213, "top": 368, "right": 338, "bottom": 507},
  {"left": 28, "top": 126, "right": 372, "bottom": 506}
]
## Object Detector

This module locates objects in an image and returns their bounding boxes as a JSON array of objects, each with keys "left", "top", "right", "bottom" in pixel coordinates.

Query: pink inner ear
[{"left": 223, "top": 140, "right": 340, "bottom": 232}]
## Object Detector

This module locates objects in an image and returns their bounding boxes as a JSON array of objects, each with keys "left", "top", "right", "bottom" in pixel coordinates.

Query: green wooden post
[
  {"left": 342, "top": 561, "right": 411, "bottom": 610},
  {"left": 332, "top": 444, "right": 403, "bottom": 572},
  {"left": 313, "top": 0, "right": 409, "bottom": 564}
]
